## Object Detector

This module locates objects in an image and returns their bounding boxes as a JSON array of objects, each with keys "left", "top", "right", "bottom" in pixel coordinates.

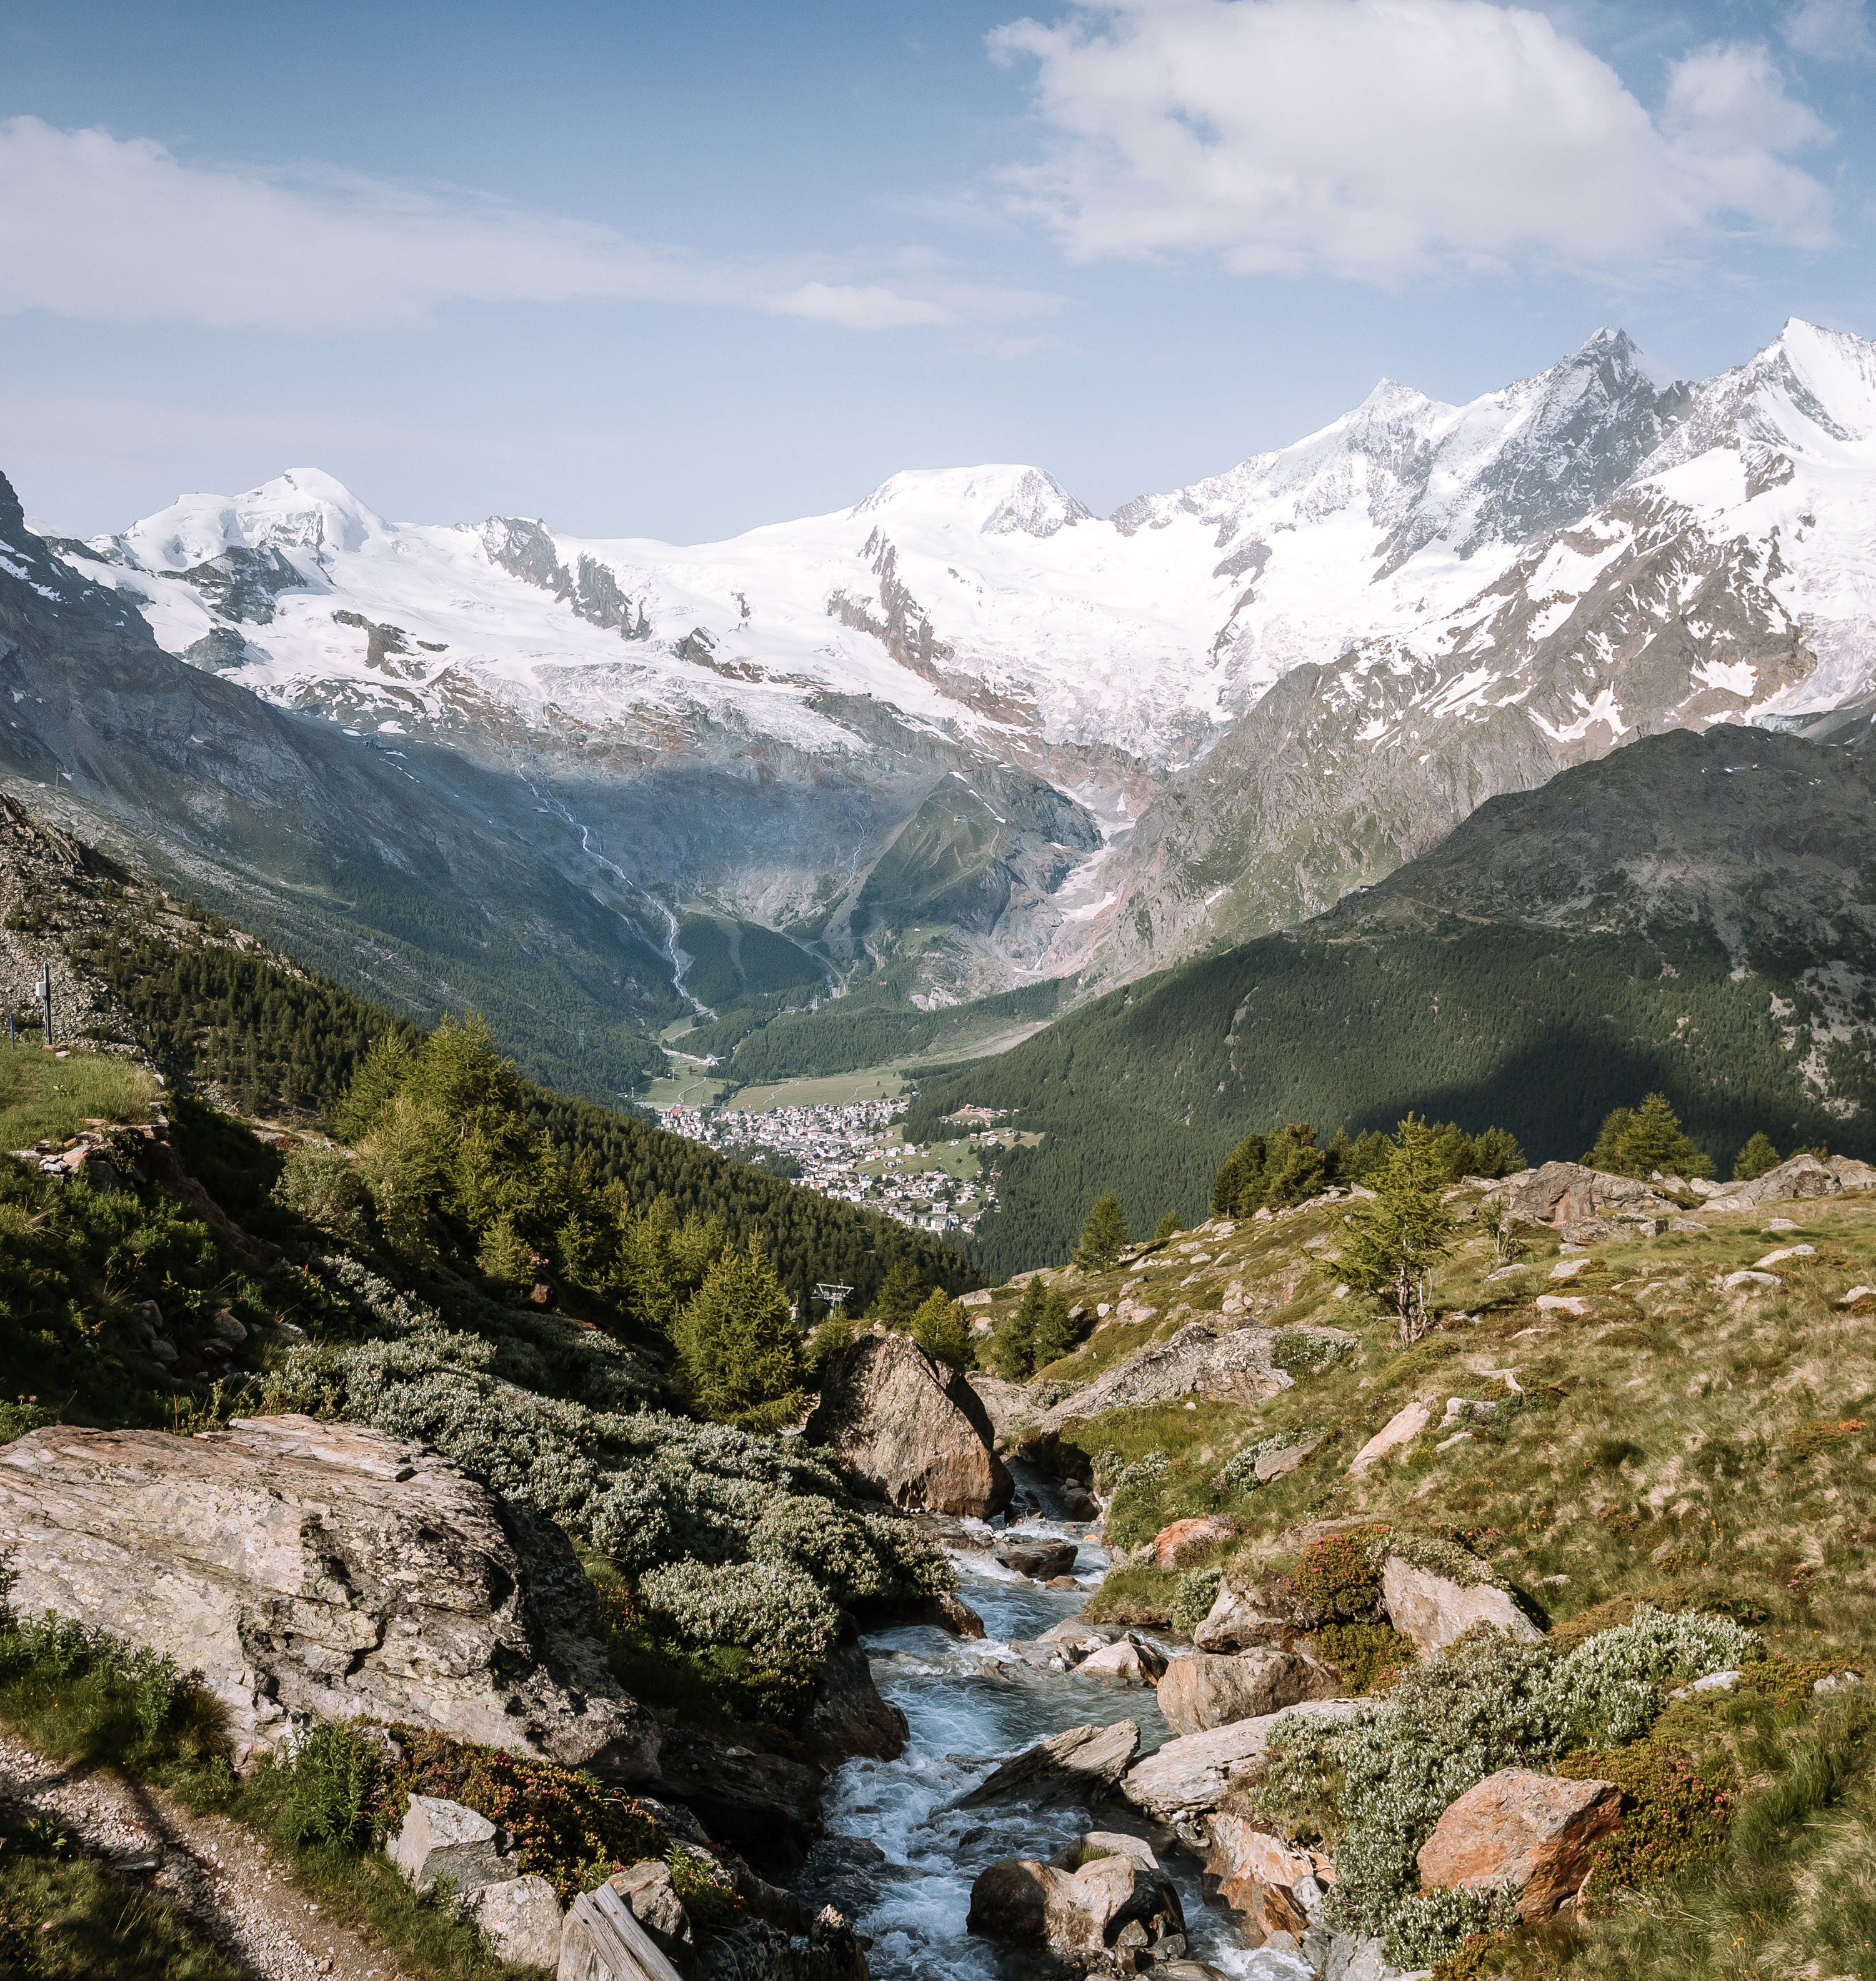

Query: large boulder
[
  {"left": 1380, "top": 1557, "right": 1542, "bottom": 1659},
  {"left": 1079, "top": 1635, "right": 1169, "bottom": 1688},
  {"left": 957, "top": 1720, "right": 1141, "bottom": 1809},
  {"left": 0, "top": 1417, "right": 654, "bottom": 1774},
  {"left": 1032, "top": 1324, "right": 1292, "bottom": 1434},
  {"left": 1120, "top": 1700, "right": 1363, "bottom": 1827},
  {"left": 802, "top": 1333, "right": 1013, "bottom": 1518},
  {"left": 1148, "top": 1515, "right": 1238, "bottom": 1570},
  {"left": 797, "top": 1643, "right": 908, "bottom": 1765},
  {"left": 1157, "top": 1650, "right": 1340, "bottom": 1736},
  {"left": 967, "top": 1849, "right": 1185, "bottom": 1955},
  {"left": 1192, "top": 1582, "right": 1296, "bottom": 1654},
  {"left": 1417, "top": 1768, "right": 1622, "bottom": 1920},
  {"left": 1703, "top": 1152, "right": 1876, "bottom": 1212},
  {"left": 1200, "top": 1815, "right": 1334, "bottom": 1945},
  {"left": 1493, "top": 1162, "right": 1678, "bottom": 1227}
]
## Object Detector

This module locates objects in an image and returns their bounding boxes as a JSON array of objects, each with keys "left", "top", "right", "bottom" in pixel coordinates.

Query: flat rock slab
[
  {"left": 0, "top": 1416, "right": 651, "bottom": 1774},
  {"left": 1157, "top": 1650, "right": 1340, "bottom": 1737},
  {"left": 1381, "top": 1558, "right": 1542, "bottom": 1659},
  {"left": 1120, "top": 1700, "right": 1363, "bottom": 1826},
  {"left": 1349, "top": 1399, "right": 1432, "bottom": 1473}
]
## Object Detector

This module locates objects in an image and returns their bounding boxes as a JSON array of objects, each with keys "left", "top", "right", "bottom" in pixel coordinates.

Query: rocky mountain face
[{"left": 14, "top": 318, "right": 1876, "bottom": 1053}]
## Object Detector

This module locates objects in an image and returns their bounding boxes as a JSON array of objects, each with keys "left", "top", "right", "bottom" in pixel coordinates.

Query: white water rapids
[{"left": 822, "top": 1475, "right": 1314, "bottom": 1981}]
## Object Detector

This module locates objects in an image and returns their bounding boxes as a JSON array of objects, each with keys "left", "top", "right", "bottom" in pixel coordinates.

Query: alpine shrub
[
  {"left": 639, "top": 1559, "right": 841, "bottom": 1713},
  {"left": 274, "top": 1722, "right": 381, "bottom": 1850},
  {"left": 1556, "top": 1742, "right": 1732, "bottom": 1901},
  {"left": 1170, "top": 1566, "right": 1223, "bottom": 1637}
]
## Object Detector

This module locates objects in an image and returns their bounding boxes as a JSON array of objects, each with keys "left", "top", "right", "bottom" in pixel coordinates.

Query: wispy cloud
[
  {"left": 989, "top": 0, "right": 1834, "bottom": 283},
  {"left": 1783, "top": 0, "right": 1875, "bottom": 62},
  {"left": 0, "top": 117, "right": 1060, "bottom": 336}
]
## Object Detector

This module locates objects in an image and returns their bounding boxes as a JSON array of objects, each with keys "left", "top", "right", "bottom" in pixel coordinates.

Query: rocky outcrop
[
  {"left": 1491, "top": 1163, "right": 1679, "bottom": 1229},
  {"left": 1380, "top": 1557, "right": 1543, "bottom": 1659},
  {"left": 1192, "top": 1583, "right": 1297, "bottom": 1654},
  {"left": 642, "top": 1729, "right": 823, "bottom": 1871},
  {"left": 1032, "top": 1323, "right": 1292, "bottom": 1433},
  {"left": 389, "top": 1795, "right": 511, "bottom": 1894},
  {"left": 0, "top": 1417, "right": 654, "bottom": 1774},
  {"left": 1703, "top": 1152, "right": 1876, "bottom": 1211},
  {"left": 1120, "top": 1700, "right": 1363, "bottom": 1827},
  {"left": 1417, "top": 1768, "right": 1622, "bottom": 1920},
  {"left": 1200, "top": 1816, "right": 1334, "bottom": 1945},
  {"left": 468, "top": 1874, "right": 565, "bottom": 1969},
  {"left": 1078, "top": 1635, "right": 1168, "bottom": 1687},
  {"left": 995, "top": 1537, "right": 1079, "bottom": 1580},
  {"left": 1157, "top": 1651, "right": 1341, "bottom": 1737},
  {"left": 967, "top": 1844, "right": 1185, "bottom": 1958},
  {"left": 1147, "top": 1516, "right": 1237, "bottom": 1570},
  {"left": 957, "top": 1721, "right": 1141, "bottom": 1809},
  {"left": 802, "top": 1333, "right": 1013, "bottom": 1518}
]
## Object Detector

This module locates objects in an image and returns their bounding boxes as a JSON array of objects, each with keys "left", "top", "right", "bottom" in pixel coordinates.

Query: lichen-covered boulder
[
  {"left": 0, "top": 1416, "right": 653, "bottom": 1774},
  {"left": 1417, "top": 1767, "right": 1622, "bottom": 1920},
  {"left": 1200, "top": 1815, "right": 1333, "bottom": 1945},
  {"left": 802, "top": 1332, "right": 1013, "bottom": 1518},
  {"left": 1380, "top": 1557, "right": 1542, "bottom": 1659},
  {"left": 1157, "top": 1650, "right": 1341, "bottom": 1736}
]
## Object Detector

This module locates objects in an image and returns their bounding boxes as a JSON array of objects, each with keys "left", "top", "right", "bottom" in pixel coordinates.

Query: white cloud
[
  {"left": 0, "top": 117, "right": 1057, "bottom": 336},
  {"left": 989, "top": 0, "right": 1834, "bottom": 281},
  {"left": 1784, "top": 0, "right": 1875, "bottom": 60}
]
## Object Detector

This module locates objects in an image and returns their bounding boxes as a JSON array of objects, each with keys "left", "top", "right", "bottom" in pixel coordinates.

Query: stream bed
[{"left": 821, "top": 1487, "right": 1314, "bottom": 1981}]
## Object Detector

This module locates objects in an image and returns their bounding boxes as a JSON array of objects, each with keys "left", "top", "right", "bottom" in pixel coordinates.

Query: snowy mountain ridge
[{"left": 52, "top": 316, "right": 1876, "bottom": 1007}]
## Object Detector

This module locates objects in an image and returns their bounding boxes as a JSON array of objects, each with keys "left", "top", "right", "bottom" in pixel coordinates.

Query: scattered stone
[
  {"left": 1840, "top": 1286, "right": 1876, "bottom": 1308},
  {"left": 1254, "top": 1435, "right": 1322, "bottom": 1482},
  {"left": 1755, "top": 1245, "right": 1816, "bottom": 1267},
  {"left": 802, "top": 1332, "right": 1014, "bottom": 1518},
  {"left": 1434, "top": 1432, "right": 1472, "bottom": 1451},
  {"left": 1720, "top": 1270, "right": 1780, "bottom": 1292},
  {"left": 956, "top": 1721, "right": 1142, "bottom": 1809},
  {"left": 1149, "top": 1515, "right": 1237, "bottom": 1570},
  {"left": 967, "top": 1849, "right": 1185, "bottom": 1955},
  {"left": 1534, "top": 1295, "right": 1593, "bottom": 1315},
  {"left": 1079, "top": 1635, "right": 1169, "bottom": 1687},
  {"left": 1766, "top": 1217, "right": 1800, "bottom": 1232},
  {"left": 611, "top": 1859, "right": 694, "bottom": 1959},
  {"left": 1490, "top": 1162, "right": 1678, "bottom": 1227},
  {"left": 1349, "top": 1399, "right": 1433, "bottom": 1474},
  {"left": 923, "top": 1591, "right": 988, "bottom": 1638},
  {"left": 799, "top": 1642, "right": 908, "bottom": 1764},
  {"left": 1549, "top": 1259, "right": 1594, "bottom": 1280},
  {"left": 1558, "top": 1218, "right": 1617, "bottom": 1245},
  {"left": 1120, "top": 1700, "right": 1364, "bottom": 1826},
  {"left": 1669, "top": 1217, "right": 1709, "bottom": 1234},
  {"left": 465, "top": 1872, "right": 564, "bottom": 1969},
  {"left": 1485, "top": 1264, "right": 1530, "bottom": 1280},
  {"left": 1417, "top": 1767, "right": 1622, "bottom": 1920},
  {"left": 1669, "top": 1669, "right": 1742, "bottom": 1700},
  {"left": 389, "top": 1795, "right": 508, "bottom": 1896},
  {"left": 1380, "top": 1557, "right": 1542, "bottom": 1659},
  {"left": 0, "top": 1417, "right": 652, "bottom": 1774},
  {"left": 1062, "top": 1487, "right": 1099, "bottom": 1519},
  {"left": 1158, "top": 1650, "right": 1342, "bottom": 1737},
  {"left": 1031, "top": 1322, "right": 1303, "bottom": 1435}
]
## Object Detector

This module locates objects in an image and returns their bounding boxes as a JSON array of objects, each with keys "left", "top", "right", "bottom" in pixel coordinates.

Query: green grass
[{"left": 0, "top": 1048, "right": 157, "bottom": 1147}]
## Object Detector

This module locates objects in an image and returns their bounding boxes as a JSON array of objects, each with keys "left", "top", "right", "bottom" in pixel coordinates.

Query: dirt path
[{"left": 0, "top": 1733, "right": 421, "bottom": 1981}]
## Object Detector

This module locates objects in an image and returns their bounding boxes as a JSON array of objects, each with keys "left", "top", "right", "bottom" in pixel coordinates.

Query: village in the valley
[{"left": 657, "top": 1095, "right": 1027, "bottom": 1234}]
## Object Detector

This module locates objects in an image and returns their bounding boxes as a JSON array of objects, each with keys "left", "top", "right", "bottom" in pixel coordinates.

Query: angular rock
[
  {"left": 956, "top": 1720, "right": 1141, "bottom": 1809},
  {"left": 1417, "top": 1767, "right": 1622, "bottom": 1920},
  {"left": 612, "top": 1860, "right": 694, "bottom": 1958},
  {"left": 1703, "top": 1152, "right": 1876, "bottom": 1211},
  {"left": 1192, "top": 1582, "right": 1295, "bottom": 1654},
  {"left": 700, "top": 1909, "right": 869, "bottom": 1981},
  {"left": 1157, "top": 1650, "right": 1341, "bottom": 1737},
  {"left": 1720, "top": 1269, "right": 1780, "bottom": 1292},
  {"left": 995, "top": 1537, "right": 1079, "bottom": 1580},
  {"left": 802, "top": 1332, "right": 1013, "bottom": 1518},
  {"left": 1032, "top": 1323, "right": 1292, "bottom": 1434},
  {"left": 389, "top": 1795, "right": 508, "bottom": 1896},
  {"left": 642, "top": 1729, "right": 822, "bottom": 1873},
  {"left": 1381, "top": 1557, "right": 1541, "bottom": 1659},
  {"left": 1255, "top": 1435, "right": 1322, "bottom": 1483},
  {"left": 1149, "top": 1515, "right": 1236, "bottom": 1570},
  {"left": 1079, "top": 1634, "right": 1169, "bottom": 1687},
  {"left": 1349, "top": 1399, "right": 1433, "bottom": 1473},
  {"left": 797, "top": 1642, "right": 907, "bottom": 1765},
  {"left": 1495, "top": 1162, "right": 1678, "bottom": 1227},
  {"left": 467, "top": 1873, "right": 564, "bottom": 1970},
  {"left": 1120, "top": 1700, "right": 1364, "bottom": 1825},
  {"left": 967, "top": 1851, "right": 1184, "bottom": 1954},
  {"left": 919, "top": 1590, "right": 987, "bottom": 1638},
  {"left": 1047, "top": 1831, "right": 1160, "bottom": 1872},
  {"left": 1534, "top": 1295, "right": 1592, "bottom": 1315},
  {"left": 0, "top": 1417, "right": 653, "bottom": 1774},
  {"left": 1201, "top": 1814, "right": 1334, "bottom": 1945}
]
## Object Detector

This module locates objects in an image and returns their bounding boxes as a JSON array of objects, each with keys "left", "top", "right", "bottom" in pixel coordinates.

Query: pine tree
[
  {"left": 1030, "top": 1287, "right": 1079, "bottom": 1369},
  {"left": 991, "top": 1275, "right": 1045, "bottom": 1378},
  {"left": 1585, "top": 1092, "right": 1714, "bottom": 1179},
  {"left": 909, "top": 1287, "right": 974, "bottom": 1374},
  {"left": 671, "top": 1239, "right": 805, "bottom": 1432},
  {"left": 1074, "top": 1192, "right": 1128, "bottom": 1271},
  {"left": 1153, "top": 1210, "right": 1182, "bottom": 1244},
  {"left": 1336, "top": 1115, "right": 1457, "bottom": 1344},
  {"left": 869, "top": 1256, "right": 926, "bottom": 1329},
  {"left": 1732, "top": 1132, "right": 1781, "bottom": 1182}
]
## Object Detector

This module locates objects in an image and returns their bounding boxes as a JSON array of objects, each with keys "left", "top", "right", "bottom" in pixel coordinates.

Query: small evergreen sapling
[
  {"left": 1074, "top": 1192, "right": 1128, "bottom": 1271},
  {"left": 1585, "top": 1092, "right": 1715, "bottom": 1179},
  {"left": 1335, "top": 1115, "right": 1456, "bottom": 1344},
  {"left": 1732, "top": 1131, "right": 1781, "bottom": 1182},
  {"left": 908, "top": 1287, "right": 973, "bottom": 1373},
  {"left": 671, "top": 1238, "right": 806, "bottom": 1432},
  {"left": 990, "top": 1275, "right": 1045, "bottom": 1378}
]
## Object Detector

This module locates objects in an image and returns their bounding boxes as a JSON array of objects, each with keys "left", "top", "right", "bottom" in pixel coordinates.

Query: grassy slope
[{"left": 972, "top": 1184, "right": 1876, "bottom": 1977}]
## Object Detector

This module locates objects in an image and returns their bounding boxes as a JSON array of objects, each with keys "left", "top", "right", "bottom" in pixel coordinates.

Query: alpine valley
[{"left": 7, "top": 317, "right": 1876, "bottom": 1107}]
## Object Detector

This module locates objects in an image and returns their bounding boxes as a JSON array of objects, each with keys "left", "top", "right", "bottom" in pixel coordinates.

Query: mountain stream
[{"left": 821, "top": 1471, "right": 1313, "bottom": 1981}]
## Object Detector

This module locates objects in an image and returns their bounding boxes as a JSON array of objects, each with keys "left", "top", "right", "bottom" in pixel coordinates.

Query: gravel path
[{"left": 0, "top": 1734, "right": 421, "bottom": 1981}]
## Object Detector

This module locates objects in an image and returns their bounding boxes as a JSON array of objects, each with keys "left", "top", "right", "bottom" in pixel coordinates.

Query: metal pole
[{"left": 39, "top": 966, "right": 51, "bottom": 1048}]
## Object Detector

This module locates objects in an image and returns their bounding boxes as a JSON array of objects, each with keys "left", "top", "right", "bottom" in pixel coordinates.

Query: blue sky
[{"left": 2, "top": 0, "right": 1873, "bottom": 540}]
